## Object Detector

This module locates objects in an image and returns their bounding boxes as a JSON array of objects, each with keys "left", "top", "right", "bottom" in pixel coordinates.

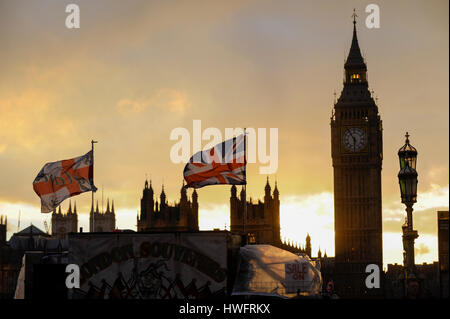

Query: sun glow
[{"left": 280, "top": 193, "right": 335, "bottom": 257}]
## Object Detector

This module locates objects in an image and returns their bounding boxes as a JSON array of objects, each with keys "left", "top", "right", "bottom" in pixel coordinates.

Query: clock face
[{"left": 343, "top": 128, "right": 366, "bottom": 152}]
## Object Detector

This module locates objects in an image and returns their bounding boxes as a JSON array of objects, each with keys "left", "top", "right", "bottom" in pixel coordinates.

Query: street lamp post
[{"left": 397, "top": 132, "right": 419, "bottom": 296}]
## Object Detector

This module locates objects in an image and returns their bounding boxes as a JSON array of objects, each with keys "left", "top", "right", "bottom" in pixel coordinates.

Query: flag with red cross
[{"left": 33, "top": 150, "right": 97, "bottom": 213}]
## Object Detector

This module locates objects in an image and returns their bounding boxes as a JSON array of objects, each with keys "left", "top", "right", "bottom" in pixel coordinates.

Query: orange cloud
[
  {"left": 0, "top": 89, "right": 54, "bottom": 149},
  {"left": 117, "top": 89, "right": 191, "bottom": 115}
]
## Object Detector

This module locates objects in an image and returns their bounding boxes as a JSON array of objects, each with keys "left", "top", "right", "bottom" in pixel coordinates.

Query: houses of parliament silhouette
[
  {"left": 137, "top": 180, "right": 199, "bottom": 232},
  {"left": 137, "top": 178, "right": 312, "bottom": 256},
  {"left": 51, "top": 198, "right": 116, "bottom": 238},
  {"left": 50, "top": 177, "right": 312, "bottom": 256}
]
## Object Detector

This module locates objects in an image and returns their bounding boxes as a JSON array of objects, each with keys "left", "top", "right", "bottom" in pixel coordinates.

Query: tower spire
[
  {"left": 265, "top": 176, "right": 271, "bottom": 195},
  {"left": 345, "top": 9, "right": 365, "bottom": 70},
  {"left": 273, "top": 179, "right": 279, "bottom": 197},
  {"left": 160, "top": 184, "right": 166, "bottom": 206}
]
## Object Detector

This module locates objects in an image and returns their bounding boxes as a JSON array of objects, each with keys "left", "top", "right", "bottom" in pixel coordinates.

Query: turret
[
  {"left": 180, "top": 181, "right": 187, "bottom": 202},
  {"left": 230, "top": 185, "right": 239, "bottom": 219},
  {"left": 192, "top": 189, "right": 198, "bottom": 204},
  {"left": 272, "top": 181, "right": 280, "bottom": 243},
  {"left": 231, "top": 185, "right": 237, "bottom": 198},
  {"left": 191, "top": 189, "right": 199, "bottom": 231},
  {"left": 273, "top": 181, "right": 279, "bottom": 199},
  {"left": 264, "top": 177, "right": 271, "bottom": 198},
  {"left": 160, "top": 185, "right": 166, "bottom": 208},
  {"left": 240, "top": 187, "right": 245, "bottom": 203},
  {"left": 145, "top": 179, "right": 154, "bottom": 196},
  {"left": 305, "top": 233, "right": 312, "bottom": 257},
  {"left": 140, "top": 179, "right": 154, "bottom": 223}
]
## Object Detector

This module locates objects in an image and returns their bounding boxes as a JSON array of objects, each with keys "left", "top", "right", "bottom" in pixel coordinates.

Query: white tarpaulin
[
  {"left": 68, "top": 233, "right": 229, "bottom": 299},
  {"left": 232, "top": 245, "right": 322, "bottom": 298}
]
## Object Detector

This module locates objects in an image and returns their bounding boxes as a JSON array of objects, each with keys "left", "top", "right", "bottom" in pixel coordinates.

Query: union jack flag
[
  {"left": 183, "top": 134, "right": 246, "bottom": 189},
  {"left": 33, "top": 150, "right": 97, "bottom": 213}
]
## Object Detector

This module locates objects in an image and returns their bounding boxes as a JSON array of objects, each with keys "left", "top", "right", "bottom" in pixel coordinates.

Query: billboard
[{"left": 68, "top": 232, "right": 235, "bottom": 299}]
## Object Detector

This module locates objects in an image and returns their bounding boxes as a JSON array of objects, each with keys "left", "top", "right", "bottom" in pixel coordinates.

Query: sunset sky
[{"left": 0, "top": 0, "right": 448, "bottom": 268}]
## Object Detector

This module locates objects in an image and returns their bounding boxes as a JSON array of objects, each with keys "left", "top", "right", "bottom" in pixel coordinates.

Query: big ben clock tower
[{"left": 331, "top": 15, "right": 383, "bottom": 298}]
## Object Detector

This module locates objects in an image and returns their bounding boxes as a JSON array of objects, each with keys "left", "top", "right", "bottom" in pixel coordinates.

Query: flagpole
[
  {"left": 243, "top": 128, "right": 247, "bottom": 245},
  {"left": 91, "top": 140, "right": 98, "bottom": 232}
]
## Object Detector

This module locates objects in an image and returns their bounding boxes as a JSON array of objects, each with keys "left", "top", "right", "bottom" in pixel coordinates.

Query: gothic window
[{"left": 351, "top": 73, "right": 360, "bottom": 83}]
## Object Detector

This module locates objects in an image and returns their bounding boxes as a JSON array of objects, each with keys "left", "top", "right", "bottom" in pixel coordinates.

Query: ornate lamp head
[
  {"left": 398, "top": 132, "right": 418, "bottom": 170},
  {"left": 398, "top": 132, "right": 418, "bottom": 204},
  {"left": 398, "top": 165, "right": 418, "bottom": 204}
]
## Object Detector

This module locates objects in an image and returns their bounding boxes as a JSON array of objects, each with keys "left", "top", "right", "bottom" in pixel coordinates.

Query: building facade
[
  {"left": 89, "top": 199, "right": 116, "bottom": 232},
  {"left": 51, "top": 201, "right": 78, "bottom": 239},
  {"left": 230, "top": 179, "right": 280, "bottom": 245},
  {"left": 137, "top": 180, "right": 199, "bottom": 232},
  {"left": 230, "top": 179, "right": 311, "bottom": 256},
  {"left": 330, "top": 18, "right": 383, "bottom": 297}
]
